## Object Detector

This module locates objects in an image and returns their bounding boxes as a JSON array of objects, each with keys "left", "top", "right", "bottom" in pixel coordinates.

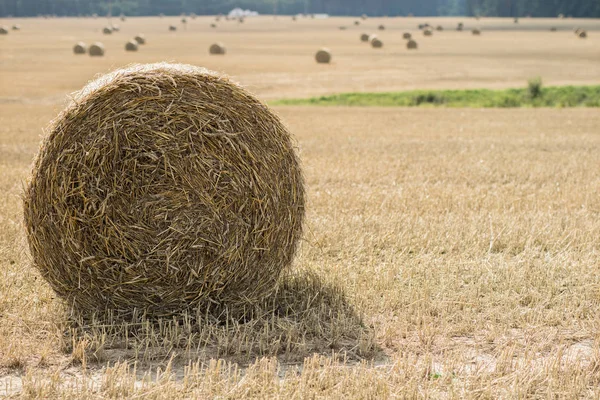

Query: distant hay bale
[
  {"left": 457, "top": 22, "right": 464, "bottom": 31},
  {"left": 102, "top": 26, "right": 112, "bottom": 34},
  {"left": 423, "top": 28, "right": 433, "bottom": 36},
  {"left": 23, "top": 63, "right": 305, "bottom": 317},
  {"left": 360, "top": 33, "right": 370, "bottom": 42},
  {"left": 370, "top": 37, "right": 383, "bottom": 48},
  {"left": 354, "top": 20, "right": 360, "bottom": 26},
  {"left": 436, "top": 25, "right": 443, "bottom": 31},
  {"left": 403, "top": 32, "right": 411, "bottom": 39},
  {"left": 418, "top": 23, "right": 430, "bottom": 30},
  {"left": 210, "top": 23, "right": 217, "bottom": 28},
  {"left": 338, "top": 26, "right": 347, "bottom": 30},
  {"left": 209, "top": 42, "right": 226, "bottom": 55},
  {"left": 361, "top": 14, "right": 368, "bottom": 20},
  {"left": 0, "top": 26, "right": 8, "bottom": 34},
  {"left": 315, "top": 48, "right": 331, "bottom": 63},
  {"left": 472, "top": 28, "right": 481, "bottom": 35},
  {"left": 88, "top": 42, "right": 105, "bottom": 56},
  {"left": 111, "top": 24, "right": 120, "bottom": 32},
  {"left": 378, "top": 25, "right": 385, "bottom": 30},
  {"left": 73, "top": 42, "right": 87, "bottom": 54},
  {"left": 134, "top": 34, "right": 146, "bottom": 45},
  {"left": 12, "top": 24, "right": 20, "bottom": 30},
  {"left": 181, "top": 17, "right": 187, "bottom": 23},
  {"left": 125, "top": 40, "right": 138, "bottom": 51},
  {"left": 574, "top": 28, "right": 582, "bottom": 35},
  {"left": 550, "top": 27, "right": 557, "bottom": 32},
  {"left": 407, "top": 39, "right": 418, "bottom": 50},
  {"left": 120, "top": 15, "right": 126, "bottom": 22},
  {"left": 169, "top": 25, "right": 177, "bottom": 31},
  {"left": 292, "top": 15, "right": 297, "bottom": 21},
  {"left": 238, "top": 17, "right": 245, "bottom": 23},
  {"left": 578, "top": 30, "right": 587, "bottom": 38}
]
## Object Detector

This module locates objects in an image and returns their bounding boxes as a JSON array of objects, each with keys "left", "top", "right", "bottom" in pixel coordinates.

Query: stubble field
[{"left": 1, "top": 15, "right": 600, "bottom": 398}]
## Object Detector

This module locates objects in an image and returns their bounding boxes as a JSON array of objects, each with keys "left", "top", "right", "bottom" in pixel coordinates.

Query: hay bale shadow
[{"left": 65, "top": 271, "right": 379, "bottom": 368}]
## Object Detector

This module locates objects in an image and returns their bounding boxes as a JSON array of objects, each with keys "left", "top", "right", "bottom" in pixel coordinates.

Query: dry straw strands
[
  {"left": 73, "top": 42, "right": 87, "bottom": 54},
  {"left": 209, "top": 42, "right": 226, "bottom": 55},
  {"left": 407, "top": 39, "right": 418, "bottom": 49},
  {"left": 315, "top": 48, "right": 332, "bottom": 63},
  {"left": 23, "top": 63, "right": 305, "bottom": 318},
  {"left": 134, "top": 34, "right": 146, "bottom": 45},
  {"left": 125, "top": 40, "right": 138, "bottom": 51},
  {"left": 88, "top": 42, "right": 105, "bottom": 56}
]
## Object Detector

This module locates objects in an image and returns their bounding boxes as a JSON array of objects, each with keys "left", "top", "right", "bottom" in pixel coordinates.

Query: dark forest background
[{"left": 1, "top": 0, "right": 599, "bottom": 18}]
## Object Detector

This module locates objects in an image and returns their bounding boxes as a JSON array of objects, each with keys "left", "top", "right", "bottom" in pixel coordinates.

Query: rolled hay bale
[
  {"left": 423, "top": 28, "right": 433, "bottom": 36},
  {"left": 238, "top": 17, "right": 245, "bottom": 23},
  {"left": 550, "top": 27, "right": 557, "bottom": 32},
  {"left": 360, "top": 33, "right": 370, "bottom": 42},
  {"left": 88, "top": 42, "right": 105, "bottom": 56},
  {"left": 209, "top": 42, "right": 226, "bottom": 55},
  {"left": 578, "top": 30, "right": 587, "bottom": 38},
  {"left": 407, "top": 39, "right": 418, "bottom": 50},
  {"left": 403, "top": 32, "right": 411, "bottom": 39},
  {"left": 102, "top": 26, "right": 112, "bottom": 34},
  {"left": 169, "top": 25, "right": 177, "bottom": 31},
  {"left": 436, "top": 25, "right": 443, "bottom": 31},
  {"left": 12, "top": 24, "right": 20, "bottom": 30},
  {"left": 354, "top": 20, "right": 360, "bottom": 26},
  {"left": 457, "top": 22, "right": 464, "bottom": 31},
  {"left": 210, "top": 23, "right": 217, "bottom": 28},
  {"left": 73, "top": 42, "right": 87, "bottom": 54},
  {"left": 472, "top": 28, "right": 481, "bottom": 35},
  {"left": 370, "top": 36, "right": 383, "bottom": 48},
  {"left": 23, "top": 63, "right": 305, "bottom": 317},
  {"left": 378, "top": 25, "right": 385, "bottom": 31},
  {"left": 418, "top": 23, "right": 430, "bottom": 30},
  {"left": 111, "top": 24, "right": 120, "bottom": 32},
  {"left": 181, "top": 17, "right": 187, "bottom": 23},
  {"left": 338, "top": 26, "right": 347, "bottom": 30},
  {"left": 315, "top": 48, "right": 331, "bottom": 63},
  {"left": 0, "top": 26, "right": 8, "bottom": 34},
  {"left": 134, "top": 34, "right": 146, "bottom": 45},
  {"left": 292, "top": 15, "right": 297, "bottom": 21},
  {"left": 125, "top": 40, "right": 138, "bottom": 51}
]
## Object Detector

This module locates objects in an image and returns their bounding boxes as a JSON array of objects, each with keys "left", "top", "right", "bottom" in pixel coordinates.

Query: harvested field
[{"left": 1, "top": 15, "right": 600, "bottom": 398}]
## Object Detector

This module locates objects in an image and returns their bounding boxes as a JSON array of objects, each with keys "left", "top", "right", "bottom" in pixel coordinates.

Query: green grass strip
[{"left": 273, "top": 85, "right": 600, "bottom": 108}]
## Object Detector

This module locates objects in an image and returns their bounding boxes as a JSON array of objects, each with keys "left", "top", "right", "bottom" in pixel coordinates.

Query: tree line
[{"left": 1, "top": 0, "right": 599, "bottom": 18}]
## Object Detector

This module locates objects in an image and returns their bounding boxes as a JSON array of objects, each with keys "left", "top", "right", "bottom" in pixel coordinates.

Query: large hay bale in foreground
[
  {"left": 315, "top": 48, "right": 331, "bottom": 63},
  {"left": 209, "top": 42, "right": 226, "bottom": 55},
  {"left": 0, "top": 26, "right": 8, "bottom": 34},
  {"left": 407, "top": 39, "right": 418, "bottom": 49},
  {"left": 23, "top": 63, "right": 305, "bottom": 316},
  {"left": 73, "top": 42, "right": 87, "bottom": 54},
  {"left": 360, "top": 33, "right": 370, "bottom": 42},
  {"left": 134, "top": 34, "right": 146, "bottom": 45},
  {"left": 125, "top": 40, "right": 138, "bottom": 51},
  {"left": 370, "top": 37, "right": 383, "bottom": 48},
  {"left": 403, "top": 32, "right": 411, "bottom": 39},
  {"left": 88, "top": 42, "right": 105, "bottom": 56}
]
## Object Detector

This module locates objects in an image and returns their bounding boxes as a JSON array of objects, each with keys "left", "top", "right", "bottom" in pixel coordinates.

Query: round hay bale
[
  {"left": 73, "top": 42, "right": 87, "bottom": 54},
  {"left": 472, "top": 28, "right": 481, "bottom": 35},
  {"left": 361, "top": 14, "right": 367, "bottom": 20},
  {"left": 238, "top": 17, "right": 245, "bottom": 23},
  {"left": 370, "top": 37, "right": 383, "bottom": 48},
  {"left": 111, "top": 24, "right": 120, "bottom": 32},
  {"left": 169, "top": 25, "right": 177, "bottom": 31},
  {"left": 125, "top": 40, "right": 138, "bottom": 51},
  {"left": 181, "top": 17, "right": 187, "bottom": 23},
  {"left": 315, "top": 48, "right": 331, "bottom": 63},
  {"left": 407, "top": 39, "right": 418, "bottom": 50},
  {"left": 102, "top": 26, "right": 112, "bottom": 34},
  {"left": 338, "top": 26, "right": 347, "bottom": 30},
  {"left": 574, "top": 28, "right": 582, "bottom": 35},
  {"left": 436, "top": 25, "right": 443, "bottom": 31},
  {"left": 354, "top": 20, "right": 360, "bottom": 26},
  {"left": 578, "top": 30, "right": 587, "bottom": 38},
  {"left": 550, "top": 27, "right": 557, "bottom": 32},
  {"left": 403, "top": 32, "right": 411, "bottom": 39},
  {"left": 457, "top": 22, "right": 464, "bottom": 31},
  {"left": 423, "top": 28, "right": 433, "bottom": 36},
  {"left": 360, "top": 33, "right": 370, "bottom": 42},
  {"left": 210, "top": 23, "right": 217, "bottom": 28},
  {"left": 209, "top": 42, "right": 226, "bottom": 55},
  {"left": 88, "top": 42, "right": 105, "bottom": 56},
  {"left": 12, "top": 24, "right": 20, "bottom": 30},
  {"left": 134, "top": 34, "right": 146, "bottom": 45},
  {"left": 378, "top": 25, "right": 385, "bottom": 31},
  {"left": 0, "top": 26, "right": 8, "bottom": 35},
  {"left": 23, "top": 63, "right": 305, "bottom": 316}
]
